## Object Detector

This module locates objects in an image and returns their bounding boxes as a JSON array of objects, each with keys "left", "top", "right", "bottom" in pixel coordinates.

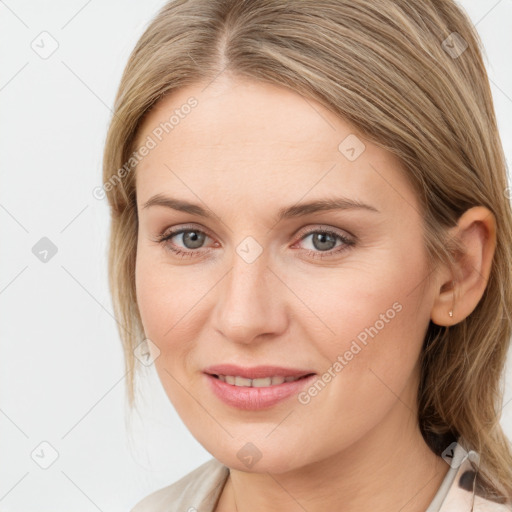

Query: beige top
[{"left": 131, "top": 440, "right": 512, "bottom": 512}]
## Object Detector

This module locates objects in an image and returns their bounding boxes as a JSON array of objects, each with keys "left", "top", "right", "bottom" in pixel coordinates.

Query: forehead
[
  {"left": 136, "top": 75, "right": 337, "bottom": 152},
  {"left": 133, "top": 75, "right": 417, "bottom": 216}
]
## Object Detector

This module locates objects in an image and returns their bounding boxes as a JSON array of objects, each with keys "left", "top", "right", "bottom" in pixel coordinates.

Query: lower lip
[{"left": 204, "top": 373, "right": 316, "bottom": 410}]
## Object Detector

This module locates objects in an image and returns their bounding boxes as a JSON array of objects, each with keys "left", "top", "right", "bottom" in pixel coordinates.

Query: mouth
[
  {"left": 203, "top": 364, "right": 317, "bottom": 410},
  {"left": 203, "top": 364, "right": 315, "bottom": 380},
  {"left": 208, "top": 373, "right": 314, "bottom": 387}
]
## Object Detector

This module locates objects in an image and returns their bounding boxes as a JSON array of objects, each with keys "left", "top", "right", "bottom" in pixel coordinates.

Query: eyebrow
[{"left": 141, "top": 194, "right": 380, "bottom": 222}]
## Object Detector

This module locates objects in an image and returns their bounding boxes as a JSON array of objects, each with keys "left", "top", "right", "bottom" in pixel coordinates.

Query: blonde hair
[{"left": 102, "top": 0, "right": 512, "bottom": 500}]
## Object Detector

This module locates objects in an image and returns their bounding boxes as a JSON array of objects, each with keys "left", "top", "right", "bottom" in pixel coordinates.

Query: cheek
[
  {"left": 302, "top": 246, "right": 431, "bottom": 420},
  {"left": 135, "top": 248, "right": 194, "bottom": 350},
  {"left": 135, "top": 245, "right": 218, "bottom": 386},
  {"left": 135, "top": 252, "right": 168, "bottom": 340},
  {"left": 135, "top": 232, "right": 188, "bottom": 315},
  {"left": 135, "top": 250, "right": 201, "bottom": 410}
]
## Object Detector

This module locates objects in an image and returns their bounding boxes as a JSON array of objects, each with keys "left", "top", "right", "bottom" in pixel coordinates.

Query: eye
[
  {"left": 293, "top": 227, "right": 355, "bottom": 259},
  {"left": 153, "top": 225, "right": 355, "bottom": 260},
  {"left": 154, "top": 226, "right": 215, "bottom": 258}
]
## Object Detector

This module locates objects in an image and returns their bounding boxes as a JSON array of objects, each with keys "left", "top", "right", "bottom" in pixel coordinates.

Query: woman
[{"left": 102, "top": 0, "right": 512, "bottom": 510}]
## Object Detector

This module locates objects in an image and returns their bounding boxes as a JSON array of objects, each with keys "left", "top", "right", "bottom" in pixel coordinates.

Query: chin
[
  {"left": 198, "top": 434, "right": 313, "bottom": 474},
  {"left": 219, "top": 452, "right": 301, "bottom": 474}
]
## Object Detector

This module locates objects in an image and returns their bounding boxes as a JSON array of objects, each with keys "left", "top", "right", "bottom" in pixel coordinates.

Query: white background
[{"left": 0, "top": 0, "right": 511, "bottom": 510}]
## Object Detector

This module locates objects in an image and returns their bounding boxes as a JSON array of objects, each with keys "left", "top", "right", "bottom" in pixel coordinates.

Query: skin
[{"left": 133, "top": 73, "right": 496, "bottom": 511}]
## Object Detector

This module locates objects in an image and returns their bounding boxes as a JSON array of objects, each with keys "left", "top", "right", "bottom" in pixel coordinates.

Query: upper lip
[{"left": 203, "top": 364, "right": 315, "bottom": 379}]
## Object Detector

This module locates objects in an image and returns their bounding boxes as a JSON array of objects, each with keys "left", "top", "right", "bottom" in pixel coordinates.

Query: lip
[
  {"left": 203, "top": 364, "right": 316, "bottom": 410},
  {"left": 203, "top": 364, "right": 314, "bottom": 380}
]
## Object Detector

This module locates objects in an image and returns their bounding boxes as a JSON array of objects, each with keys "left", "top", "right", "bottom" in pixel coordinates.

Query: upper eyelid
[
  {"left": 161, "top": 224, "right": 214, "bottom": 241},
  {"left": 297, "top": 224, "right": 353, "bottom": 238}
]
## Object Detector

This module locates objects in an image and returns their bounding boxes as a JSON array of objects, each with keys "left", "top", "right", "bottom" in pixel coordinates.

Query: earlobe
[
  {"left": 431, "top": 275, "right": 456, "bottom": 326},
  {"left": 430, "top": 206, "right": 496, "bottom": 327}
]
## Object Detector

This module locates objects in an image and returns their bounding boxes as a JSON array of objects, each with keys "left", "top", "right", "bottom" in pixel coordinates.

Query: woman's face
[{"left": 134, "top": 74, "right": 438, "bottom": 473}]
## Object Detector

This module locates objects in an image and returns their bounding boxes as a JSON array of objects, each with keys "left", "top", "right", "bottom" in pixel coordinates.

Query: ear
[{"left": 430, "top": 206, "right": 496, "bottom": 326}]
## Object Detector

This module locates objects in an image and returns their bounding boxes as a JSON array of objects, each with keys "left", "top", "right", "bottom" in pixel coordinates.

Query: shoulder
[
  {"left": 130, "top": 458, "right": 229, "bottom": 512},
  {"left": 473, "top": 467, "right": 512, "bottom": 511},
  {"left": 435, "top": 440, "right": 512, "bottom": 512},
  {"left": 458, "top": 467, "right": 511, "bottom": 512},
  {"left": 473, "top": 494, "right": 512, "bottom": 512}
]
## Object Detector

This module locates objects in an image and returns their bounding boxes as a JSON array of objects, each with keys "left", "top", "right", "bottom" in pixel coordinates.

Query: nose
[{"left": 211, "top": 249, "right": 288, "bottom": 345}]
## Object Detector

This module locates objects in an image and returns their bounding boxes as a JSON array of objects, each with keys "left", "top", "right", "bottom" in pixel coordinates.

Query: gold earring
[{"left": 448, "top": 281, "right": 456, "bottom": 319}]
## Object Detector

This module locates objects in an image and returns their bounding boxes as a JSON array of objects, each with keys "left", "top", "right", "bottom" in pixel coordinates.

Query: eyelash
[{"left": 153, "top": 225, "right": 355, "bottom": 260}]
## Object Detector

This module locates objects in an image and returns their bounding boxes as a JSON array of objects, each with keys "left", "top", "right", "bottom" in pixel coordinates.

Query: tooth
[
  {"left": 235, "top": 376, "right": 252, "bottom": 387},
  {"left": 252, "top": 377, "right": 273, "bottom": 387},
  {"left": 220, "top": 375, "right": 300, "bottom": 387}
]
